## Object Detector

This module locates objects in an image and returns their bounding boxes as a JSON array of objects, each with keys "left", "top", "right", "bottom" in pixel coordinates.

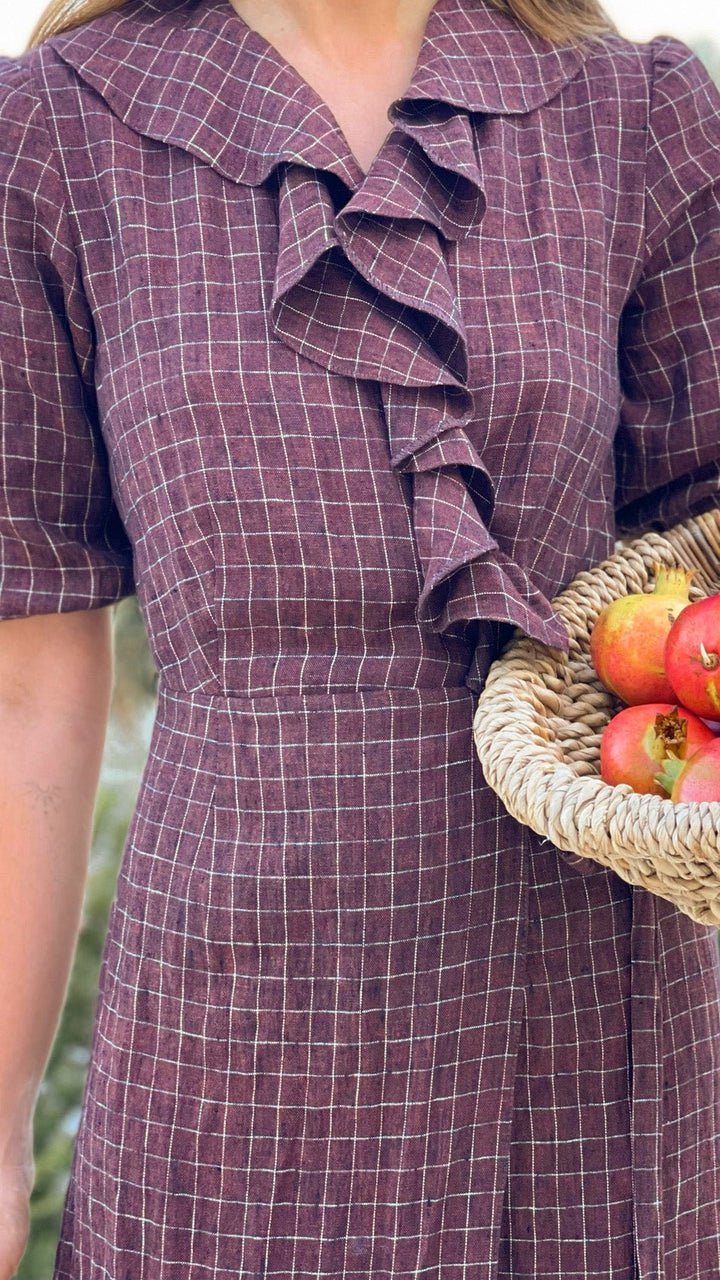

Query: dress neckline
[
  {"left": 220, "top": 0, "right": 442, "bottom": 180},
  {"left": 46, "top": 0, "right": 593, "bottom": 191}
]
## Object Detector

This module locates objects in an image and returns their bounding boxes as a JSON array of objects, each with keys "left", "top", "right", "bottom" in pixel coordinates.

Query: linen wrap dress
[{"left": 1, "top": 0, "right": 720, "bottom": 1275}]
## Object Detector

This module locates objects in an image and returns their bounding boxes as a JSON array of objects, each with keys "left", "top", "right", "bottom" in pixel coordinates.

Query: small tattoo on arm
[{"left": 24, "top": 781, "right": 63, "bottom": 816}]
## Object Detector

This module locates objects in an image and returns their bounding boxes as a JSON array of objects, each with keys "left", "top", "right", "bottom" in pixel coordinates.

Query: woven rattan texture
[{"left": 473, "top": 508, "right": 720, "bottom": 926}]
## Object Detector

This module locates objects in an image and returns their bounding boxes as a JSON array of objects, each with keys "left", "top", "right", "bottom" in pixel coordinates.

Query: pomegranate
[
  {"left": 600, "top": 703, "right": 715, "bottom": 795},
  {"left": 656, "top": 737, "right": 720, "bottom": 803},
  {"left": 590, "top": 565, "right": 696, "bottom": 705},
  {"left": 664, "top": 593, "right": 720, "bottom": 719}
]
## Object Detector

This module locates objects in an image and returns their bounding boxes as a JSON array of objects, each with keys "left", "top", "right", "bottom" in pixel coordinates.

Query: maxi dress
[{"left": 1, "top": 0, "right": 720, "bottom": 1276}]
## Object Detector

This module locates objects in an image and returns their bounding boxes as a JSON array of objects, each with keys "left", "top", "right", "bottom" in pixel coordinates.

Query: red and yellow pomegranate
[
  {"left": 590, "top": 565, "right": 696, "bottom": 705},
  {"left": 600, "top": 703, "right": 715, "bottom": 795},
  {"left": 656, "top": 737, "right": 720, "bottom": 803},
  {"left": 664, "top": 594, "right": 720, "bottom": 719}
]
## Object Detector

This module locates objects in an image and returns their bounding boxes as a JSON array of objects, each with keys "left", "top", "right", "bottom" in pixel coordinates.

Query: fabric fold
[
  {"left": 380, "top": 383, "right": 570, "bottom": 651},
  {"left": 269, "top": 155, "right": 472, "bottom": 387},
  {"left": 266, "top": 138, "right": 570, "bottom": 655},
  {"left": 340, "top": 119, "right": 486, "bottom": 242}
]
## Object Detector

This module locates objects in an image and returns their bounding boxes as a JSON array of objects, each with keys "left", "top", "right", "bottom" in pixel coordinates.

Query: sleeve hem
[{"left": 0, "top": 564, "right": 136, "bottom": 620}]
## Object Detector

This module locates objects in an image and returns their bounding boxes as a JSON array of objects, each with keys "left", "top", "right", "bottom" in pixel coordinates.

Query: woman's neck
[
  {"left": 229, "top": 0, "right": 437, "bottom": 63},
  {"left": 228, "top": 0, "right": 438, "bottom": 173}
]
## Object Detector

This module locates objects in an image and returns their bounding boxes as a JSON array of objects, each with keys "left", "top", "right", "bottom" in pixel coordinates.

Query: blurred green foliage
[{"left": 689, "top": 35, "right": 720, "bottom": 87}]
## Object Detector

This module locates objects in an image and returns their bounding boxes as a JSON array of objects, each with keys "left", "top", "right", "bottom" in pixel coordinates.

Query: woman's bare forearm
[{"left": 0, "top": 607, "right": 116, "bottom": 1163}]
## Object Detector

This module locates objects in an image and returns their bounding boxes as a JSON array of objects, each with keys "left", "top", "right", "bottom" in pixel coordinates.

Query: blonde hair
[{"left": 26, "top": 0, "right": 617, "bottom": 53}]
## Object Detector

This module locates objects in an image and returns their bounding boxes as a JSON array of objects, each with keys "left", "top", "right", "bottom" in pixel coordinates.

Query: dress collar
[{"left": 47, "top": 0, "right": 591, "bottom": 189}]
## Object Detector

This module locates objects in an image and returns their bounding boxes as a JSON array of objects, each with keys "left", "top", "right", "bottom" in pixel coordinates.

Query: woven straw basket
[{"left": 472, "top": 507, "right": 720, "bottom": 928}]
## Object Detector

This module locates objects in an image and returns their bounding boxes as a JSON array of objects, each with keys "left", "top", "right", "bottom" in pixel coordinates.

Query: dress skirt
[{"left": 52, "top": 681, "right": 720, "bottom": 1279}]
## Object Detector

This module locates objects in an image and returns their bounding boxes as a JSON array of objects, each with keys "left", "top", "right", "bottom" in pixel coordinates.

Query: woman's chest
[
  {"left": 64, "top": 122, "right": 647, "bottom": 622},
  {"left": 75, "top": 125, "right": 641, "bottom": 444}
]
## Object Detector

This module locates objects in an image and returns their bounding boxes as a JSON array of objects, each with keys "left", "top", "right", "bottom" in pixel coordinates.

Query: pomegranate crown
[{"left": 651, "top": 563, "right": 697, "bottom": 597}]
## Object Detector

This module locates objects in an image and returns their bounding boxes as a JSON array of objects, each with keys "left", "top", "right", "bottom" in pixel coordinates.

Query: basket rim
[
  {"left": 472, "top": 507, "right": 720, "bottom": 924},
  {"left": 475, "top": 639, "right": 720, "bottom": 816}
]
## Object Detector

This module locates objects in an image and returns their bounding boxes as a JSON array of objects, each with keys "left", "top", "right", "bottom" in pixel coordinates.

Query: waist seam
[{"left": 156, "top": 680, "right": 475, "bottom": 706}]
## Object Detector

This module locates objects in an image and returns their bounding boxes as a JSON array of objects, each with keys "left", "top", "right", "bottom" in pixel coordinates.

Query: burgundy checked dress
[{"left": 1, "top": 0, "right": 720, "bottom": 1275}]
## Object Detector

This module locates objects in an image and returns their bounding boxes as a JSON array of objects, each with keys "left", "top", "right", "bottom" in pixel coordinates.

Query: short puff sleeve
[
  {"left": 614, "top": 37, "right": 720, "bottom": 536},
  {"left": 0, "top": 55, "right": 135, "bottom": 618}
]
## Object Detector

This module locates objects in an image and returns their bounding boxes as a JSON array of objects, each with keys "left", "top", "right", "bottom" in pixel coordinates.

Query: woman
[{"left": 0, "top": 0, "right": 719, "bottom": 1275}]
